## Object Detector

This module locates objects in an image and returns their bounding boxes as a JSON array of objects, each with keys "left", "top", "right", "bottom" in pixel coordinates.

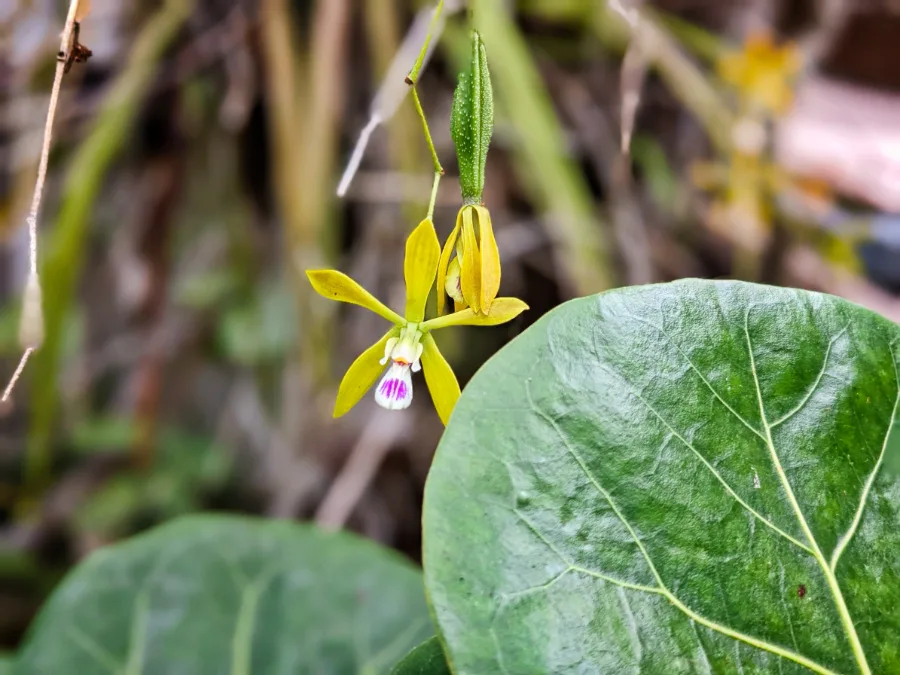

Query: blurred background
[{"left": 3, "top": 0, "right": 900, "bottom": 655}]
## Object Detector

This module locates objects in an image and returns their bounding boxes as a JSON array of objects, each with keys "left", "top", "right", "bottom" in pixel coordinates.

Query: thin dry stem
[
  {"left": 2, "top": 349, "right": 34, "bottom": 404},
  {"left": 609, "top": 0, "right": 646, "bottom": 154},
  {"left": 28, "top": 0, "right": 82, "bottom": 274},
  {"left": 2, "top": 0, "right": 82, "bottom": 405},
  {"left": 315, "top": 410, "right": 410, "bottom": 529}
]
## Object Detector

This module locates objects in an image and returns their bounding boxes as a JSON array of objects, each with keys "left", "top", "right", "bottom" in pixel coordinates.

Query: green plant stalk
[
  {"left": 407, "top": 0, "right": 445, "bottom": 85},
  {"left": 466, "top": 5, "right": 614, "bottom": 295},
  {"left": 407, "top": 0, "right": 446, "bottom": 225},
  {"left": 25, "top": 0, "right": 194, "bottom": 496},
  {"left": 411, "top": 87, "right": 443, "bottom": 177},
  {"left": 411, "top": 86, "right": 443, "bottom": 223}
]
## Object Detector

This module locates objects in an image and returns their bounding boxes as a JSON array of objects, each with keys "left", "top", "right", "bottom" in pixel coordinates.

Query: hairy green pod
[{"left": 451, "top": 30, "right": 493, "bottom": 204}]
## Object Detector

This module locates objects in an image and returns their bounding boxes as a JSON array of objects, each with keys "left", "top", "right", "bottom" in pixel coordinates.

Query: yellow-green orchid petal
[
  {"left": 436, "top": 215, "right": 462, "bottom": 316},
  {"left": 474, "top": 205, "right": 501, "bottom": 313},
  {"left": 444, "top": 258, "right": 464, "bottom": 304},
  {"left": 404, "top": 218, "right": 441, "bottom": 322},
  {"left": 460, "top": 206, "right": 481, "bottom": 313},
  {"left": 307, "top": 269, "right": 404, "bottom": 325},
  {"left": 333, "top": 328, "right": 400, "bottom": 418},
  {"left": 420, "top": 297, "right": 528, "bottom": 331},
  {"left": 420, "top": 333, "right": 460, "bottom": 425}
]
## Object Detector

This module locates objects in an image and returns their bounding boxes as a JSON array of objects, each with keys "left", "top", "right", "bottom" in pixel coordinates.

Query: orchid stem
[
  {"left": 411, "top": 87, "right": 443, "bottom": 176},
  {"left": 408, "top": 0, "right": 444, "bottom": 85},
  {"left": 406, "top": 1, "right": 445, "bottom": 224},
  {"left": 427, "top": 170, "right": 441, "bottom": 221}
]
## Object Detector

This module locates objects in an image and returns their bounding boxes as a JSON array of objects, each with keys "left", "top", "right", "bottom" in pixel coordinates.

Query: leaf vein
[
  {"left": 65, "top": 626, "right": 122, "bottom": 674},
  {"left": 830, "top": 339, "right": 900, "bottom": 572},
  {"left": 528, "top": 378, "right": 840, "bottom": 675},
  {"left": 771, "top": 327, "right": 848, "bottom": 429},
  {"left": 231, "top": 565, "right": 283, "bottom": 675},
  {"left": 744, "top": 306, "right": 870, "bottom": 675},
  {"left": 123, "top": 591, "right": 150, "bottom": 675},
  {"left": 514, "top": 509, "right": 660, "bottom": 594},
  {"left": 598, "top": 362, "right": 814, "bottom": 555},
  {"left": 623, "top": 312, "right": 767, "bottom": 442}
]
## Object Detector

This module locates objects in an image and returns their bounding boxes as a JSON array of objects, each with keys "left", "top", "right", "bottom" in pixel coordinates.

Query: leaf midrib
[
  {"left": 525, "top": 380, "right": 840, "bottom": 675},
  {"left": 512, "top": 306, "right": 900, "bottom": 674},
  {"left": 745, "top": 306, "right": 874, "bottom": 675}
]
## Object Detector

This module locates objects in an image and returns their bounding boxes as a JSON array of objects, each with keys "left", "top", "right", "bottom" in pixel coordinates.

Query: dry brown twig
[
  {"left": 315, "top": 409, "right": 411, "bottom": 530},
  {"left": 2, "top": 0, "right": 92, "bottom": 406},
  {"left": 608, "top": 0, "right": 646, "bottom": 154}
]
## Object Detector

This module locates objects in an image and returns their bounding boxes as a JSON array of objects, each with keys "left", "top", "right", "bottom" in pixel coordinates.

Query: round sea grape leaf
[
  {"left": 423, "top": 280, "right": 900, "bottom": 674},
  {"left": 16, "top": 515, "right": 433, "bottom": 675},
  {"left": 391, "top": 637, "right": 451, "bottom": 674}
]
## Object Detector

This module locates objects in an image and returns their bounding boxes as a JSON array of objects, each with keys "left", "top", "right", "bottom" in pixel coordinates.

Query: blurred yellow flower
[{"left": 717, "top": 31, "right": 800, "bottom": 115}]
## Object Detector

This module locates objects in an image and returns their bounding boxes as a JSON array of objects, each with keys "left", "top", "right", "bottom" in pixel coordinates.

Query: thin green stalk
[
  {"left": 406, "top": 0, "right": 446, "bottom": 225},
  {"left": 407, "top": 0, "right": 445, "bottom": 85},
  {"left": 365, "top": 0, "right": 425, "bottom": 225},
  {"left": 411, "top": 87, "right": 443, "bottom": 176}
]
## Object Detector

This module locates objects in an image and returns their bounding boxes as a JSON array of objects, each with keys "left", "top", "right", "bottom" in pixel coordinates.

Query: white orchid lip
[
  {"left": 375, "top": 324, "right": 423, "bottom": 411},
  {"left": 375, "top": 362, "right": 413, "bottom": 410}
]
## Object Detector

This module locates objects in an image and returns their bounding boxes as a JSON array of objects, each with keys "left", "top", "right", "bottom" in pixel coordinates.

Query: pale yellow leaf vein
[
  {"left": 744, "top": 307, "right": 870, "bottom": 675},
  {"left": 600, "top": 364, "right": 813, "bottom": 555},
  {"left": 830, "top": 339, "right": 900, "bottom": 572},
  {"left": 527, "top": 380, "right": 839, "bottom": 675}
]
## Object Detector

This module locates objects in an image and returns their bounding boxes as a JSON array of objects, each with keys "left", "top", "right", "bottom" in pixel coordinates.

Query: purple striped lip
[{"left": 379, "top": 377, "right": 409, "bottom": 401}]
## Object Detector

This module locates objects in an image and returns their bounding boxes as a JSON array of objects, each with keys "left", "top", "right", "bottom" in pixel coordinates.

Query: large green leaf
[
  {"left": 16, "top": 515, "right": 433, "bottom": 674},
  {"left": 424, "top": 280, "right": 900, "bottom": 674},
  {"left": 391, "top": 637, "right": 451, "bottom": 675}
]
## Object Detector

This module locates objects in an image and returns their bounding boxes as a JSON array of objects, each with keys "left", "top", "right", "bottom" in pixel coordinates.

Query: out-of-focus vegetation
[{"left": 3, "top": 0, "right": 900, "bottom": 657}]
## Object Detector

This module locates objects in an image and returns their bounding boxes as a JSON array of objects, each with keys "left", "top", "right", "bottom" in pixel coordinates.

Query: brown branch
[{"left": 2, "top": 0, "right": 87, "bottom": 407}]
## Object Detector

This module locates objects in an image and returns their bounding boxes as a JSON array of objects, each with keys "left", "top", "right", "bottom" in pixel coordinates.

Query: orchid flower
[
  {"left": 307, "top": 218, "right": 528, "bottom": 425},
  {"left": 436, "top": 203, "right": 500, "bottom": 316},
  {"left": 435, "top": 31, "right": 502, "bottom": 317}
]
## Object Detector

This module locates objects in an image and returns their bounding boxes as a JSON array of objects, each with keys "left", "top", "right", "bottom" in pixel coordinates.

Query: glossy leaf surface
[
  {"left": 16, "top": 515, "right": 432, "bottom": 675},
  {"left": 424, "top": 280, "right": 900, "bottom": 674}
]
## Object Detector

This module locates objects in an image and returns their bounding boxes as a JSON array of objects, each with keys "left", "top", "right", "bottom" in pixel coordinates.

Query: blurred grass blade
[{"left": 619, "top": 42, "right": 646, "bottom": 153}]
